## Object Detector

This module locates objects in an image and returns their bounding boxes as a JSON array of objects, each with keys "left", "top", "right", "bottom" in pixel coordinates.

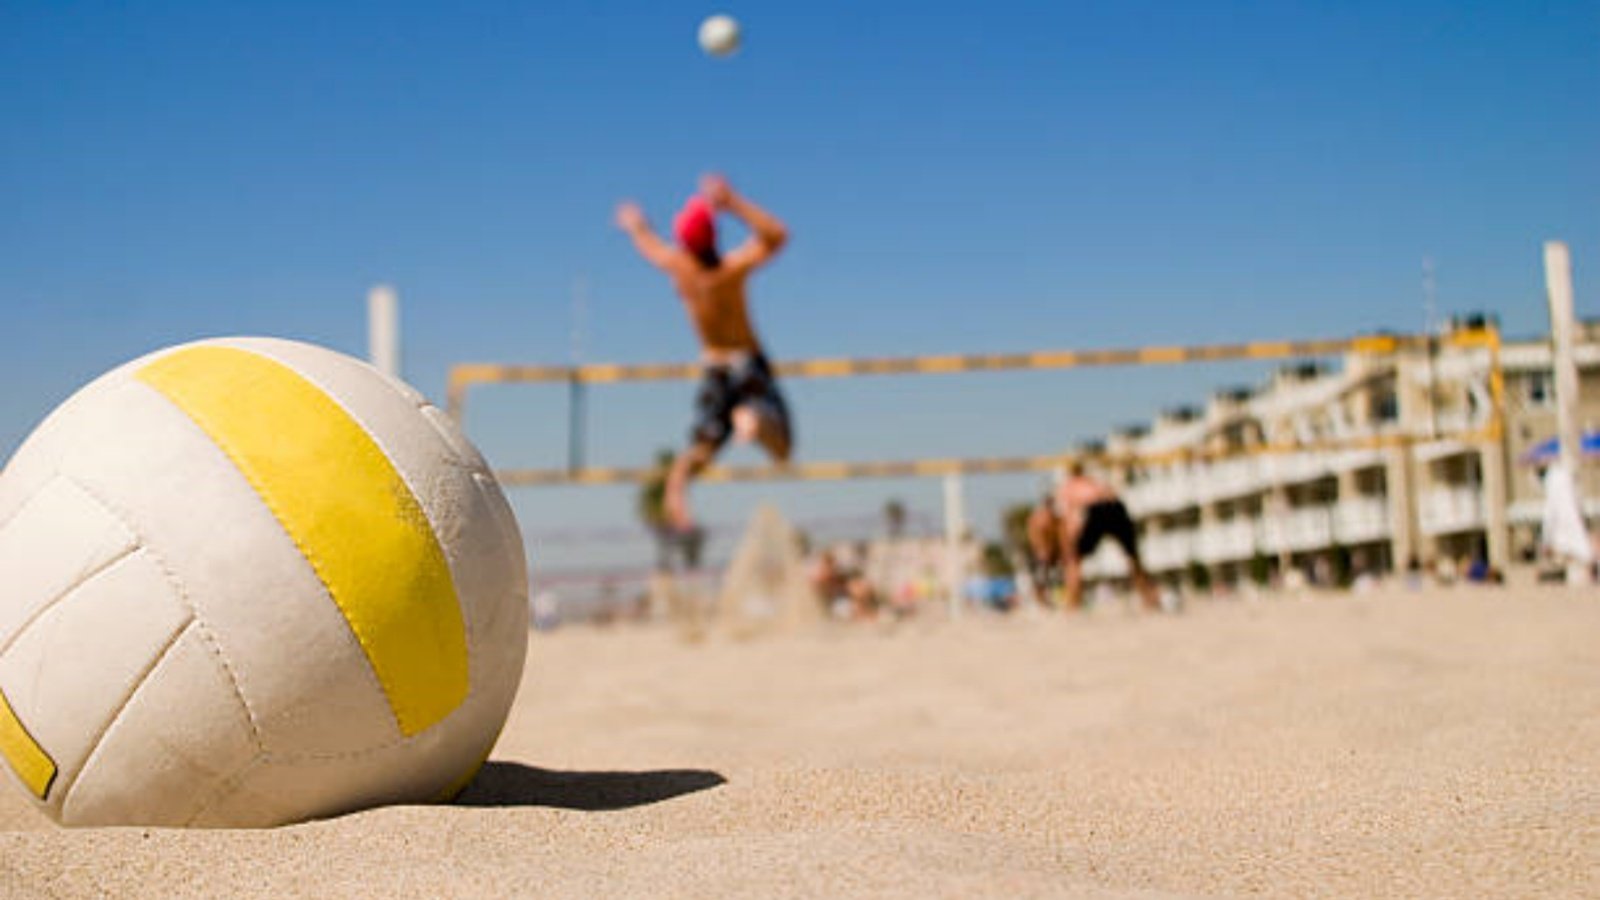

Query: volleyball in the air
[
  {"left": 698, "top": 14, "right": 741, "bottom": 57},
  {"left": 0, "top": 337, "right": 529, "bottom": 827}
]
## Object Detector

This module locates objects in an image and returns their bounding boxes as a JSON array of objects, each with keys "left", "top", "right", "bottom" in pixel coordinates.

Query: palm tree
[
  {"left": 981, "top": 541, "right": 1015, "bottom": 577},
  {"left": 636, "top": 448, "right": 706, "bottom": 572},
  {"left": 883, "top": 498, "right": 908, "bottom": 539},
  {"left": 1001, "top": 501, "right": 1036, "bottom": 568},
  {"left": 637, "top": 449, "right": 675, "bottom": 571}
]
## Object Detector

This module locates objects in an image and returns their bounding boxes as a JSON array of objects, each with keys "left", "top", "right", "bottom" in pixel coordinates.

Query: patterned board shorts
[{"left": 691, "top": 351, "right": 793, "bottom": 450}]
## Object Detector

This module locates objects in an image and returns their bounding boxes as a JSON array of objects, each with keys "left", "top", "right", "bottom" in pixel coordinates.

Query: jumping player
[
  {"left": 1057, "top": 462, "right": 1162, "bottom": 611},
  {"left": 616, "top": 174, "right": 792, "bottom": 531}
]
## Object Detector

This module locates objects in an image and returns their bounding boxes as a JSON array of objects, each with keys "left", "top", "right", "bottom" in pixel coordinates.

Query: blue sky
[{"left": 2, "top": 1, "right": 1596, "bottom": 570}]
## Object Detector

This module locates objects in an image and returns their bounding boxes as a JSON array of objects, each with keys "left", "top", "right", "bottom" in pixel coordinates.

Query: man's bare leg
[
  {"left": 1059, "top": 524, "right": 1086, "bottom": 610},
  {"left": 1129, "top": 558, "right": 1162, "bottom": 611},
  {"left": 1062, "top": 553, "right": 1085, "bottom": 610},
  {"left": 732, "top": 405, "right": 791, "bottom": 463},
  {"left": 665, "top": 441, "right": 716, "bottom": 532}
]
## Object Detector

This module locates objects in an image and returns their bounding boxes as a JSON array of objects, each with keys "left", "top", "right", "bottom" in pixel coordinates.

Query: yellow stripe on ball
[
  {"left": 0, "top": 686, "right": 56, "bottom": 799},
  {"left": 138, "top": 346, "right": 468, "bottom": 738}
]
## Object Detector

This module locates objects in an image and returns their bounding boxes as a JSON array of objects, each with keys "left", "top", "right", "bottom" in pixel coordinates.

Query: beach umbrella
[{"left": 1519, "top": 431, "right": 1600, "bottom": 465}]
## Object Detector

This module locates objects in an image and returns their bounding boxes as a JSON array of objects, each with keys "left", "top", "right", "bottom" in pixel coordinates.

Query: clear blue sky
[{"left": 2, "top": 1, "right": 1596, "bottom": 569}]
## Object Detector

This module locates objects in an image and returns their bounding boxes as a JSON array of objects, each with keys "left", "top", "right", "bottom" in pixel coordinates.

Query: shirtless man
[
  {"left": 1057, "top": 462, "right": 1161, "bottom": 611},
  {"left": 616, "top": 174, "right": 791, "bottom": 531},
  {"left": 1025, "top": 491, "right": 1064, "bottom": 608}
]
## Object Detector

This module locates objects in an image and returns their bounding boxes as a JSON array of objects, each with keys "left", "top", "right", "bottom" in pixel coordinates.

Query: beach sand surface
[{"left": 1, "top": 587, "right": 1597, "bottom": 897}]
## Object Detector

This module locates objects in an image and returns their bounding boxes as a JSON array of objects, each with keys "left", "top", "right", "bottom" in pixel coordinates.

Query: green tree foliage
[
  {"left": 1249, "top": 550, "right": 1272, "bottom": 586},
  {"left": 638, "top": 449, "right": 696, "bottom": 572},
  {"left": 636, "top": 448, "right": 674, "bottom": 533},
  {"left": 1329, "top": 542, "right": 1353, "bottom": 588},
  {"left": 1001, "top": 502, "right": 1036, "bottom": 566},
  {"left": 982, "top": 541, "right": 1015, "bottom": 577},
  {"left": 883, "top": 498, "right": 908, "bottom": 539}
]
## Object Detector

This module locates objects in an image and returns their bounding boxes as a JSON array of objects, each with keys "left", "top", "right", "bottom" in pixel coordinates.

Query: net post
[{"left": 567, "top": 376, "right": 588, "bottom": 474}]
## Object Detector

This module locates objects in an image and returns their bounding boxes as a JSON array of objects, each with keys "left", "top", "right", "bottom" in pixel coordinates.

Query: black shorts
[
  {"left": 691, "top": 352, "right": 792, "bottom": 450},
  {"left": 1076, "top": 500, "right": 1139, "bottom": 560}
]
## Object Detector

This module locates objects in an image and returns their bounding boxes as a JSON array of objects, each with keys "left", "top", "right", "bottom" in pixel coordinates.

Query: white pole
[
  {"left": 368, "top": 284, "right": 400, "bottom": 379},
  {"left": 1544, "top": 242, "right": 1589, "bottom": 583},
  {"left": 1423, "top": 256, "right": 1440, "bottom": 438},
  {"left": 943, "top": 473, "right": 967, "bottom": 618},
  {"left": 1546, "top": 243, "right": 1581, "bottom": 475}
]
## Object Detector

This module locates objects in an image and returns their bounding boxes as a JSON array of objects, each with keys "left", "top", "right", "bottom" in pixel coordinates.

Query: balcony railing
[
  {"left": 1259, "top": 453, "right": 1334, "bottom": 486},
  {"left": 1256, "top": 506, "right": 1334, "bottom": 553},
  {"left": 1419, "top": 486, "right": 1485, "bottom": 535},
  {"left": 1193, "top": 459, "right": 1263, "bottom": 504},
  {"left": 1327, "top": 447, "right": 1386, "bottom": 473},
  {"left": 1085, "top": 495, "right": 1403, "bottom": 584},
  {"left": 1141, "top": 529, "right": 1197, "bottom": 573},
  {"left": 1332, "top": 496, "right": 1392, "bottom": 544},
  {"left": 1123, "top": 477, "right": 1197, "bottom": 516},
  {"left": 1196, "top": 519, "right": 1260, "bottom": 563}
]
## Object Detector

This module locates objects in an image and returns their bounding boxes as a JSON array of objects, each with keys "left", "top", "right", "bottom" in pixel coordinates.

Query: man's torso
[
  {"left": 671, "top": 263, "right": 760, "bottom": 357},
  {"left": 1057, "top": 476, "right": 1118, "bottom": 523}
]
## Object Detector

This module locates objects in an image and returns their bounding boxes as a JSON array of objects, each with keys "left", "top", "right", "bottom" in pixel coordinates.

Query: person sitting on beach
[
  {"left": 845, "top": 572, "right": 879, "bottom": 622},
  {"left": 811, "top": 549, "right": 850, "bottom": 617},
  {"left": 1056, "top": 461, "right": 1160, "bottom": 611}
]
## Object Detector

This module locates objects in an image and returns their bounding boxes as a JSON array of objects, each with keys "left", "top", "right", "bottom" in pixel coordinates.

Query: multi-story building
[{"left": 1080, "top": 318, "right": 1600, "bottom": 588}]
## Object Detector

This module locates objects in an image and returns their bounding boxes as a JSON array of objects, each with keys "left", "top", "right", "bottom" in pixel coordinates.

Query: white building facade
[{"left": 1079, "top": 320, "right": 1600, "bottom": 588}]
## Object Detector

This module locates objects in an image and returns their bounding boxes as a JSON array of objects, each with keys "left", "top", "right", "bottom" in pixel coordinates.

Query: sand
[{"left": 1, "top": 586, "right": 1597, "bottom": 897}]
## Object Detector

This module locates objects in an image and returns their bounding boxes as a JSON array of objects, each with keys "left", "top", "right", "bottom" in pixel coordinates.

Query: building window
[
  {"left": 1527, "top": 371, "right": 1554, "bottom": 408},
  {"left": 1374, "top": 389, "right": 1399, "bottom": 423}
]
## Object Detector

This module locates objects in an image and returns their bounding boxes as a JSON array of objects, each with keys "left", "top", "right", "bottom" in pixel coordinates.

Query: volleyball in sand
[
  {"left": 0, "top": 337, "right": 528, "bottom": 827},
  {"left": 698, "top": 14, "right": 741, "bottom": 57}
]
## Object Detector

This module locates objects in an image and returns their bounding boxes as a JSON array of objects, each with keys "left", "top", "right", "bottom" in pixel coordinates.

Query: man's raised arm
[
  {"left": 615, "top": 201, "right": 681, "bottom": 272},
  {"left": 703, "top": 175, "right": 787, "bottom": 272}
]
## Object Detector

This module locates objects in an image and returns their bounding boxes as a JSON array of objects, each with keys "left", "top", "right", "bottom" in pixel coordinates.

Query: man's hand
[
  {"left": 615, "top": 201, "right": 647, "bottom": 233},
  {"left": 710, "top": 175, "right": 787, "bottom": 272},
  {"left": 616, "top": 200, "right": 680, "bottom": 271},
  {"left": 700, "top": 174, "right": 733, "bottom": 210}
]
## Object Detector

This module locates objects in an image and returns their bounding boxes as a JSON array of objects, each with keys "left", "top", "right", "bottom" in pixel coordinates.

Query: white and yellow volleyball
[
  {"left": 698, "top": 14, "right": 741, "bottom": 57},
  {"left": 0, "top": 337, "right": 528, "bottom": 827}
]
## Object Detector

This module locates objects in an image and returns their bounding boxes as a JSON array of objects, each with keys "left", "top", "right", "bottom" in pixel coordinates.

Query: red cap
[{"left": 673, "top": 196, "right": 717, "bottom": 256}]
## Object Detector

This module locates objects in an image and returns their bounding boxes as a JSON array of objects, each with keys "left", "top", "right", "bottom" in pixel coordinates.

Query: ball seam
[
  {"left": 0, "top": 475, "right": 140, "bottom": 661},
  {"left": 61, "top": 472, "right": 267, "bottom": 753}
]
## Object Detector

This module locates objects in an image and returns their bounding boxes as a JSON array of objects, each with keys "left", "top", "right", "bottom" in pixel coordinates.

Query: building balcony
[
  {"left": 1328, "top": 447, "right": 1387, "bottom": 473},
  {"left": 1419, "top": 486, "right": 1485, "bottom": 535},
  {"left": 1434, "top": 410, "right": 1478, "bottom": 435},
  {"left": 1193, "top": 458, "right": 1264, "bottom": 505},
  {"left": 1332, "top": 496, "right": 1392, "bottom": 544},
  {"left": 1123, "top": 477, "right": 1197, "bottom": 516},
  {"left": 1089, "top": 496, "right": 1397, "bottom": 582},
  {"left": 1140, "top": 529, "right": 1197, "bottom": 573},
  {"left": 1415, "top": 438, "right": 1476, "bottom": 464},
  {"left": 1196, "top": 519, "right": 1260, "bottom": 563},
  {"left": 1258, "top": 506, "right": 1335, "bottom": 554},
  {"left": 1259, "top": 453, "right": 1334, "bottom": 486},
  {"left": 1508, "top": 497, "right": 1600, "bottom": 524}
]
